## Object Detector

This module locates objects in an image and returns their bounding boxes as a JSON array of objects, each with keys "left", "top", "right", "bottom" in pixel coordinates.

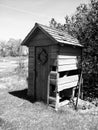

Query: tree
[
  {"left": 7, "top": 38, "right": 22, "bottom": 56},
  {"left": 0, "top": 38, "right": 23, "bottom": 57},
  {"left": 0, "top": 41, "right": 7, "bottom": 57}
]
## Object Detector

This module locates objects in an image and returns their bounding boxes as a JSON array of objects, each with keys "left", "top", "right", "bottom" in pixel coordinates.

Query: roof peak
[{"left": 22, "top": 22, "right": 83, "bottom": 47}]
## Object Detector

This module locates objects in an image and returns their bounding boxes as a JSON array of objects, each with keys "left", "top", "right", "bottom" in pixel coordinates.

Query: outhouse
[{"left": 22, "top": 23, "right": 83, "bottom": 109}]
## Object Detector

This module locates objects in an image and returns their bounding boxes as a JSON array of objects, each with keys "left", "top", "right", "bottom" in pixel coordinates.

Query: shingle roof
[{"left": 22, "top": 23, "right": 83, "bottom": 47}]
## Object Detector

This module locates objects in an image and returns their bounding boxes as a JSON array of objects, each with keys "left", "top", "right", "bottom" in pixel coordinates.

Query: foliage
[
  {"left": 49, "top": 18, "right": 66, "bottom": 31},
  {"left": 0, "top": 38, "right": 28, "bottom": 57},
  {"left": 0, "top": 41, "right": 6, "bottom": 57},
  {"left": 7, "top": 38, "right": 21, "bottom": 56},
  {"left": 49, "top": 0, "right": 98, "bottom": 98}
]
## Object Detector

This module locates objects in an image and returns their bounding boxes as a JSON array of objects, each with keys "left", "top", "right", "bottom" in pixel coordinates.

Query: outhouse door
[{"left": 35, "top": 46, "right": 49, "bottom": 103}]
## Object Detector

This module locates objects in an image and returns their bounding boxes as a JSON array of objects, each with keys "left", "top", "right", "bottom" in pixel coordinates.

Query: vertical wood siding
[{"left": 28, "top": 46, "right": 35, "bottom": 98}]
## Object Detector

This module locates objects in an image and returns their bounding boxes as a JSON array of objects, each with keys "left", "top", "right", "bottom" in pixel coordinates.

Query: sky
[{"left": 0, "top": 0, "right": 90, "bottom": 41}]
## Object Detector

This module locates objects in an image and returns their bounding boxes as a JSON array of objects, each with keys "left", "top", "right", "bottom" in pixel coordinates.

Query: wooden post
[
  {"left": 55, "top": 92, "right": 59, "bottom": 111},
  {"left": 47, "top": 73, "right": 50, "bottom": 105},
  {"left": 80, "top": 77, "right": 83, "bottom": 99},
  {"left": 81, "top": 48, "right": 83, "bottom": 100},
  {"left": 75, "top": 73, "right": 82, "bottom": 110},
  {"left": 55, "top": 57, "right": 59, "bottom": 111},
  {"left": 72, "top": 87, "right": 75, "bottom": 99}
]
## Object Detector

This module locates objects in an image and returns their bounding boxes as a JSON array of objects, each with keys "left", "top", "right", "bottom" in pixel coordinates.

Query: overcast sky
[{"left": 0, "top": 0, "right": 89, "bottom": 41}]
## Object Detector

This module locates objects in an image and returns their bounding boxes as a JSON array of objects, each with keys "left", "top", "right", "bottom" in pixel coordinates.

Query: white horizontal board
[
  {"left": 58, "top": 81, "right": 78, "bottom": 91},
  {"left": 49, "top": 96, "right": 56, "bottom": 101},
  {"left": 59, "top": 100, "right": 69, "bottom": 107},
  {"left": 58, "top": 75, "right": 78, "bottom": 85},
  {"left": 58, "top": 55, "right": 77, "bottom": 59},
  {"left": 58, "top": 59, "right": 77, "bottom": 65},
  {"left": 58, "top": 64, "right": 77, "bottom": 72}
]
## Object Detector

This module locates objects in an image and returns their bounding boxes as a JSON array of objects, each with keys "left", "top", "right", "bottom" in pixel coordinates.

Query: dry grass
[{"left": 0, "top": 57, "right": 98, "bottom": 130}]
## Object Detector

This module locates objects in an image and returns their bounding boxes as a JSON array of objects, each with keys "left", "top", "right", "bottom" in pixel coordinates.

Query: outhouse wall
[
  {"left": 28, "top": 46, "right": 35, "bottom": 99},
  {"left": 57, "top": 44, "right": 82, "bottom": 99}
]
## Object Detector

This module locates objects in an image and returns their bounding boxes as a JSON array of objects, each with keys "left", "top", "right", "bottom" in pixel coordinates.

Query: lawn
[{"left": 0, "top": 57, "right": 98, "bottom": 130}]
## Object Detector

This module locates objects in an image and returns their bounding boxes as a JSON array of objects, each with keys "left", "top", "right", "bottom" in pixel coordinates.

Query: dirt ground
[{"left": 0, "top": 57, "right": 98, "bottom": 130}]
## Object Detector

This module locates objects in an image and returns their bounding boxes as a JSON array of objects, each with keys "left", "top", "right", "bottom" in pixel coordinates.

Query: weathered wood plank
[
  {"left": 50, "top": 75, "right": 78, "bottom": 86},
  {"left": 29, "top": 47, "right": 35, "bottom": 59},
  {"left": 50, "top": 59, "right": 57, "bottom": 66},
  {"left": 28, "top": 46, "right": 35, "bottom": 98},
  {"left": 29, "top": 54, "right": 35, "bottom": 58},
  {"left": 58, "top": 45, "right": 81, "bottom": 56},
  {"left": 29, "top": 58, "right": 34, "bottom": 62},
  {"left": 55, "top": 70, "right": 59, "bottom": 111},
  {"left": 28, "top": 70, "right": 35, "bottom": 98},
  {"left": 29, "top": 67, "right": 34, "bottom": 71},
  {"left": 29, "top": 57, "right": 34, "bottom": 70},
  {"left": 32, "top": 31, "right": 48, "bottom": 40},
  {"left": 58, "top": 81, "right": 78, "bottom": 91},
  {"left": 29, "top": 47, "right": 35, "bottom": 55},
  {"left": 58, "top": 58, "right": 77, "bottom": 65},
  {"left": 49, "top": 96, "right": 56, "bottom": 101},
  {"left": 29, "top": 46, "right": 35, "bottom": 73},
  {"left": 59, "top": 100, "right": 69, "bottom": 107},
  {"left": 58, "top": 64, "right": 77, "bottom": 72},
  {"left": 58, "top": 75, "right": 79, "bottom": 85},
  {"left": 50, "top": 53, "right": 57, "bottom": 59},
  {"left": 35, "top": 46, "right": 49, "bottom": 103},
  {"left": 30, "top": 39, "right": 53, "bottom": 46},
  {"left": 58, "top": 55, "right": 77, "bottom": 59},
  {"left": 50, "top": 45, "right": 58, "bottom": 53}
]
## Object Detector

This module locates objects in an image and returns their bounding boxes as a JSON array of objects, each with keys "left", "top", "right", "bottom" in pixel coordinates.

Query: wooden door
[{"left": 35, "top": 46, "right": 49, "bottom": 103}]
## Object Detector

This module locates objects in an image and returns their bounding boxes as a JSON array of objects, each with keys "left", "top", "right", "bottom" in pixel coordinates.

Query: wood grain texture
[
  {"left": 58, "top": 45, "right": 82, "bottom": 56},
  {"left": 58, "top": 55, "right": 77, "bottom": 59},
  {"left": 58, "top": 58, "right": 77, "bottom": 65},
  {"left": 58, "top": 75, "right": 79, "bottom": 85},
  {"left": 35, "top": 46, "right": 49, "bottom": 103},
  {"left": 31, "top": 30, "right": 48, "bottom": 41},
  {"left": 29, "top": 29, "right": 54, "bottom": 47},
  {"left": 49, "top": 45, "right": 58, "bottom": 59},
  {"left": 28, "top": 47, "right": 35, "bottom": 98},
  {"left": 58, "top": 64, "right": 77, "bottom": 72},
  {"left": 30, "top": 39, "right": 53, "bottom": 46},
  {"left": 58, "top": 81, "right": 78, "bottom": 91}
]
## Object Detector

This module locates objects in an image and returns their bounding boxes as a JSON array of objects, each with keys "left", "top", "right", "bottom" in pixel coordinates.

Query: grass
[{"left": 0, "top": 57, "right": 98, "bottom": 130}]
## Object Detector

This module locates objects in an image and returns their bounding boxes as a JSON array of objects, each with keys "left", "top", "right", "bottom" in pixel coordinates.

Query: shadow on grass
[{"left": 9, "top": 89, "right": 35, "bottom": 103}]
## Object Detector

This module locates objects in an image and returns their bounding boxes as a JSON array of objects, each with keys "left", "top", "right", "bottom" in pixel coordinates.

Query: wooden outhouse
[{"left": 22, "top": 23, "right": 83, "bottom": 109}]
